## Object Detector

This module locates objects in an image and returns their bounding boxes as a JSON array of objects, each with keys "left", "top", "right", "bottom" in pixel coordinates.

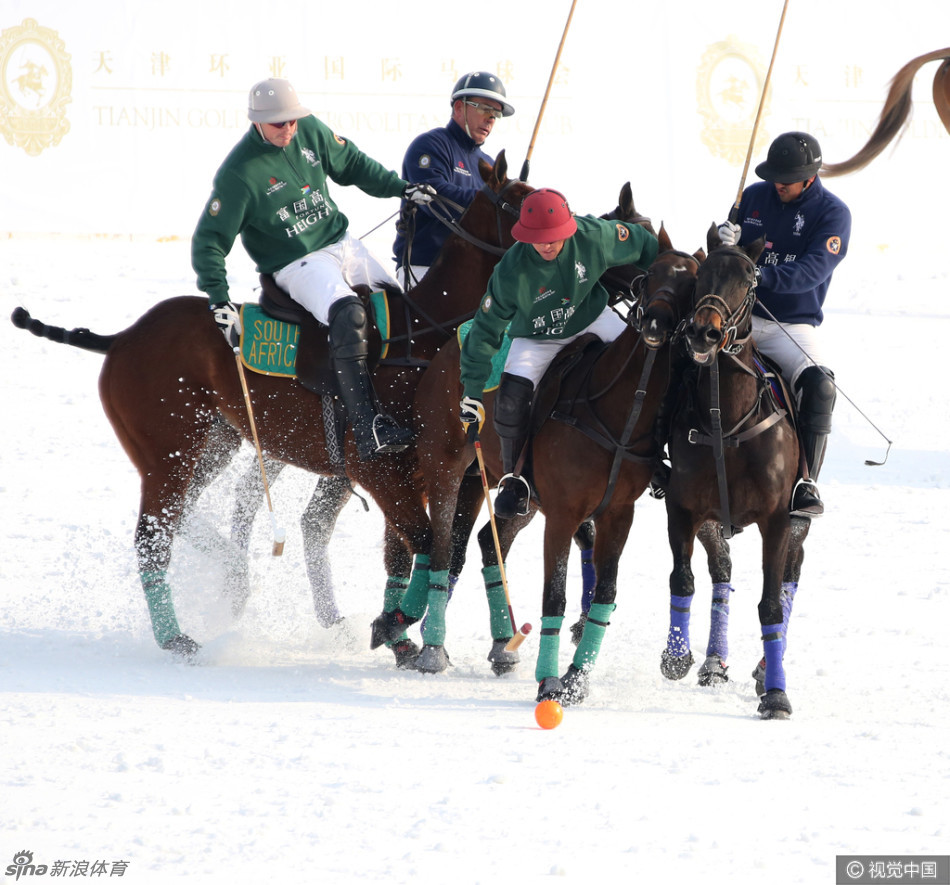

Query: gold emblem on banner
[
  {"left": 0, "top": 19, "right": 72, "bottom": 156},
  {"left": 697, "top": 36, "right": 770, "bottom": 165}
]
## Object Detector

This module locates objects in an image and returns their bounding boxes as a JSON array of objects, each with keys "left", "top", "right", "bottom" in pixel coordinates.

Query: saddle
[{"left": 256, "top": 274, "right": 384, "bottom": 395}]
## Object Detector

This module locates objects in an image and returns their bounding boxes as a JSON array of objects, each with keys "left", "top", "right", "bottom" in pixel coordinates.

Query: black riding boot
[
  {"left": 791, "top": 365, "right": 836, "bottom": 518},
  {"left": 493, "top": 373, "right": 534, "bottom": 519},
  {"left": 328, "top": 296, "right": 414, "bottom": 462}
]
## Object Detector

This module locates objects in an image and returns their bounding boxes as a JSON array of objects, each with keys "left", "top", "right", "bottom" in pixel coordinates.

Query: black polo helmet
[
  {"left": 451, "top": 71, "right": 515, "bottom": 117},
  {"left": 755, "top": 132, "right": 822, "bottom": 183}
]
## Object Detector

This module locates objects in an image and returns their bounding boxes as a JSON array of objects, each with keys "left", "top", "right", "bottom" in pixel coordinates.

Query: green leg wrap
[
  {"left": 420, "top": 569, "right": 450, "bottom": 647},
  {"left": 141, "top": 570, "right": 182, "bottom": 647},
  {"left": 534, "top": 615, "right": 564, "bottom": 682},
  {"left": 399, "top": 554, "right": 430, "bottom": 619},
  {"left": 482, "top": 564, "right": 513, "bottom": 640},
  {"left": 384, "top": 575, "right": 410, "bottom": 646},
  {"left": 572, "top": 602, "right": 617, "bottom": 672}
]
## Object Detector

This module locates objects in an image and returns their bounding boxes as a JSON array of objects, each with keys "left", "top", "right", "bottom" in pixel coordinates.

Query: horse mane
[{"left": 821, "top": 47, "right": 950, "bottom": 177}]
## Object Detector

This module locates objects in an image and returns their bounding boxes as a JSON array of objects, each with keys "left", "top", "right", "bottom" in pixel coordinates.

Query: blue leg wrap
[
  {"left": 706, "top": 583, "right": 734, "bottom": 659},
  {"left": 781, "top": 581, "right": 798, "bottom": 652},
  {"left": 666, "top": 594, "right": 693, "bottom": 657},
  {"left": 580, "top": 548, "right": 595, "bottom": 613},
  {"left": 762, "top": 622, "right": 786, "bottom": 692}
]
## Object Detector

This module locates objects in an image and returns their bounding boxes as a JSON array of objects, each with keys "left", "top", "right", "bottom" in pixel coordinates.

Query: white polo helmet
[{"left": 248, "top": 78, "right": 312, "bottom": 124}]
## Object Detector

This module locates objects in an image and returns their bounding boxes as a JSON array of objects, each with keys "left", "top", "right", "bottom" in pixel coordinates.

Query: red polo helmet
[{"left": 512, "top": 188, "right": 577, "bottom": 243}]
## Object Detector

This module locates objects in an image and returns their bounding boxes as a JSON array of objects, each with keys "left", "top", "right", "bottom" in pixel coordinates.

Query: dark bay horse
[
  {"left": 11, "top": 153, "right": 532, "bottom": 660},
  {"left": 659, "top": 227, "right": 808, "bottom": 720},
  {"left": 399, "top": 229, "right": 705, "bottom": 694},
  {"left": 821, "top": 47, "right": 950, "bottom": 176},
  {"left": 227, "top": 182, "right": 651, "bottom": 665}
]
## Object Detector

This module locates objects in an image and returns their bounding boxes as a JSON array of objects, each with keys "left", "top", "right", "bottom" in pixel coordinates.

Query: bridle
[
  {"left": 689, "top": 246, "right": 758, "bottom": 355},
  {"left": 629, "top": 249, "right": 700, "bottom": 341}
]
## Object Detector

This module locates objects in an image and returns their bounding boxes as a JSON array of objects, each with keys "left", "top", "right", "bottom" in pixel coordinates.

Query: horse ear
[
  {"left": 494, "top": 149, "right": 508, "bottom": 185},
  {"left": 619, "top": 182, "right": 633, "bottom": 217},
  {"left": 744, "top": 235, "right": 766, "bottom": 264},
  {"left": 706, "top": 221, "right": 722, "bottom": 253},
  {"left": 693, "top": 247, "right": 707, "bottom": 263},
  {"left": 657, "top": 223, "right": 672, "bottom": 253},
  {"left": 478, "top": 158, "right": 493, "bottom": 184}
]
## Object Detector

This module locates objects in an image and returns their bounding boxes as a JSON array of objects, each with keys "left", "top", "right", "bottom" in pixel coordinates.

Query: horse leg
[
  {"left": 299, "top": 475, "right": 352, "bottom": 628},
  {"left": 569, "top": 519, "right": 596, "bottom": 646},
  {"left": 561, "top": 508, "right": 633, "bottom": 705},
  {"left": 475, "top": 502, "right": 536, "bottom": 676},
  {"left": 753, "top": 515, "right": 810, "bottom": 695},
  {"left": 695, "top": 519, "right": 734, "bottom": 686},
  {"left": 661, "top": 504, "right": 698, "bottom": 680},
  {"left": 535, "top": 527, "right": 571, "bottom": 703},
  {"left": 379, "top": 522, "right": 419, "bottom": 667},
  {"left": 228, "top": 454, "right": 286, "bottom": 618},
  {"left": 756, "top": 515, "right": 794, "bottom": 720}
]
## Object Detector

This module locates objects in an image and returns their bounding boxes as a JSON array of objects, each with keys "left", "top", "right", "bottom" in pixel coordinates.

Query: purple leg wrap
[
  {"left": 706, "top": 583, "right": 734, "bottom": 659},
  {"left": 666, "top": 594, "right": 692, "bottom": 657},
  {"left": 762, "top": 622, "right": 786, "bottom": 692}
]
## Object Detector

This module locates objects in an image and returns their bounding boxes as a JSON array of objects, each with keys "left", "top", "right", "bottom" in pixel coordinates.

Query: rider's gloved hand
[
  {"left": 717, "top": 221, "right": 741, "bottom": 246},
  {"left": 404, "top": 183, "right": 437, "bottom": 206},
  {"left": 459, "top": 395, "right": 485, "bottom": 430},
  {"left": 211, "top": 301, "right": 241, "bottom": 351}
]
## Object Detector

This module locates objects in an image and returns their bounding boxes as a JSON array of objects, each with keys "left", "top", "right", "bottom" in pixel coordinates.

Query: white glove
[
  {"left": 459, "top": 396, "right": 485, "bottom": 428},
  {"left": 212, "top": 302, "right": 242, "bottom": 351},
  {"left": 404, "top": 183, "right": 436, "bottom": 206},
  {"left": 717, "top": 221, "right": 741, "bottom": 246}
]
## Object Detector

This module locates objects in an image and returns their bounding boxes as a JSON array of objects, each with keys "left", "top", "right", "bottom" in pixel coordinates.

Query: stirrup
[
  {"left": 494, "top": 473, "right": 531, "bottom": 518},
  {"left": 360, "top": 414, "right": 413, "bottom": 458},
  {"left": 790, "top": 478, "right": 823, "bottom": 519}
]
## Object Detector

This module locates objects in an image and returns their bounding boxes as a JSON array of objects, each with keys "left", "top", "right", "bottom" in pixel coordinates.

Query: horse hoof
[
  {"left": 413, "top": 644, "right": 451, "bottom": 674},
  {"left": 698, "top": 654, "right": 730, "bottom": 686},
  {"left": 559, "top": 664, "right": 590, "bottom": 706},
  {"left": 536, "top": 676, "right": 564, "bottom": 703},
  {"left": 487, "top": 639, "right": 519, "bottom": 676},
  {"left": 660, "top": 648, "right": 694, "bottom": 680},
  {"left": 390, "top": 638, "right": 420, "bottom": 669},
  {"left": 161, "top": 634, "right": 200, "bottom": 659},
  {"left": 569, "top": 612, "right": 588, "bottom": 647},
  {"left": 751, "top": 657, "right": 767, "bottom": 697},
  {"left": 369, "top": 610, "right": 416, "bottom": 650},
  {"left": 757, "top": 688, "right": 792, "bottom": 720}
]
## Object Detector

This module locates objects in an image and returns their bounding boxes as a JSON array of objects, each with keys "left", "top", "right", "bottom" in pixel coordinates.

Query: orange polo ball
[{"left": 534, "top": 699, "right": 564, "bottom": 730}]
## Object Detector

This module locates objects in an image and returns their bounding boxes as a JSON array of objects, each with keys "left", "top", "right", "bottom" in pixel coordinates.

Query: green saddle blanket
[
  {"left": 457, "top": 320, "right": 512, "bottom": 393},
  {"left": 238, "top": 290, "right": 391, "bottom": 377}
]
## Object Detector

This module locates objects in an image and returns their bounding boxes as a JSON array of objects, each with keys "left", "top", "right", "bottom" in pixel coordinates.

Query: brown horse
[
  {"left": 660, "top": 227, "right": 807, "bottom": 720},
  {"left": 390, "top": 228, "right": 705, "bottom": 692},
  {"left": 821, "top": 47, "right": 950, "bottom": 177},
  {"left": 11, "top": 152, "right": 532, "bottom": 660},
  {"left": 227, "top": 182, "right": 652, "bottom": 666}
]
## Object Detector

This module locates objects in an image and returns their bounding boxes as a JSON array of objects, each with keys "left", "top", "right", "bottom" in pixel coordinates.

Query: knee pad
[
  {"left": 327, "top": 296, "right": 368, "bottom": 361},
  {"left": 795, "top": 365, "right": 836, "bottom": 433},
  {"left": 493, "top": 372, "right": 534, "bottom": 439}
]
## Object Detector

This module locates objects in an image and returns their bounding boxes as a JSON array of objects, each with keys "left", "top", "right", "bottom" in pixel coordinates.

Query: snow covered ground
[{"left": 2, "top": 234, "right": 948, "bottom": 883}]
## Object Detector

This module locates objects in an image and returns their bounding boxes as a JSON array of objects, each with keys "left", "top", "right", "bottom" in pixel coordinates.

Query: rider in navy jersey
[{"left": 717, "top": 131, "right": 851, "bottom": 518}]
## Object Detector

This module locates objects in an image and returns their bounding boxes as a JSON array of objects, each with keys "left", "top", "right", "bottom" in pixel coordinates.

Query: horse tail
[
  {"left": 821, "top": 48, "right": 950, "bottom": 177},
  {"left": 10, "top": 306, "right": 115, "bottom": 354}
]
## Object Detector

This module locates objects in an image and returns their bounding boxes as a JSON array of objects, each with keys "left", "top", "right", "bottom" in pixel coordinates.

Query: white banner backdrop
[{"left": 2, "top": 0, "right": 947, "bottom": 271}]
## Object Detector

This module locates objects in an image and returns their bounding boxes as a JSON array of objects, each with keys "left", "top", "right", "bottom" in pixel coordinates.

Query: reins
[
  {"left": 384, "top": 179, "right": 525, "bottom": 364},
  {"left": 685, "top": 247, "right": 786, "bottom": 538}
]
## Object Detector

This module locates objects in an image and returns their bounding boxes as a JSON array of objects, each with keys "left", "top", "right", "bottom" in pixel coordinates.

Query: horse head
[
  {"left": 683, "top": 224, "right": 765, "bottom": 365},
  {"left": 635, "top": 225, "right": 703, "bottom": 350},
  {"left": 464, "top": 149, "right": 533, "bottom": 252}
]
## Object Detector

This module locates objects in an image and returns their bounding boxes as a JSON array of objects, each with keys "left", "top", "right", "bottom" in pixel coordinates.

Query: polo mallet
[
  {"left": 467, "top": 424, "right": 532, "bottom": 651},
  {"left": 234, "top": 351, "right": 286, "bottom": 556},
  {"left": 729, "top": 0, "right": 791, "bottom": 223},
  {"left": 519, "top": 0, "right": 579, "bottom": 182}
]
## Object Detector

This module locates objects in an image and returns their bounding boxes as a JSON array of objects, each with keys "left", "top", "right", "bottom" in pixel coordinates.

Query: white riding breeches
[
  {"left": 751, "top": 316, "right": 825, "bottom": 391},
  {"left": 504, "top": 306, "right": 628, "bottom": 387},
  {"left": 274, "top": 231, "right": 399, "bottom": 325}
]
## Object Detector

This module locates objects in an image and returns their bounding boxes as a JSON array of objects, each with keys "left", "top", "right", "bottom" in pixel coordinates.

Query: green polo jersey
[
  {"left": 192, "top": 115, "right": 406, "bottom": 305},
  {"left": 460, "top": 215, "right": 658, "bottom": 398}
]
